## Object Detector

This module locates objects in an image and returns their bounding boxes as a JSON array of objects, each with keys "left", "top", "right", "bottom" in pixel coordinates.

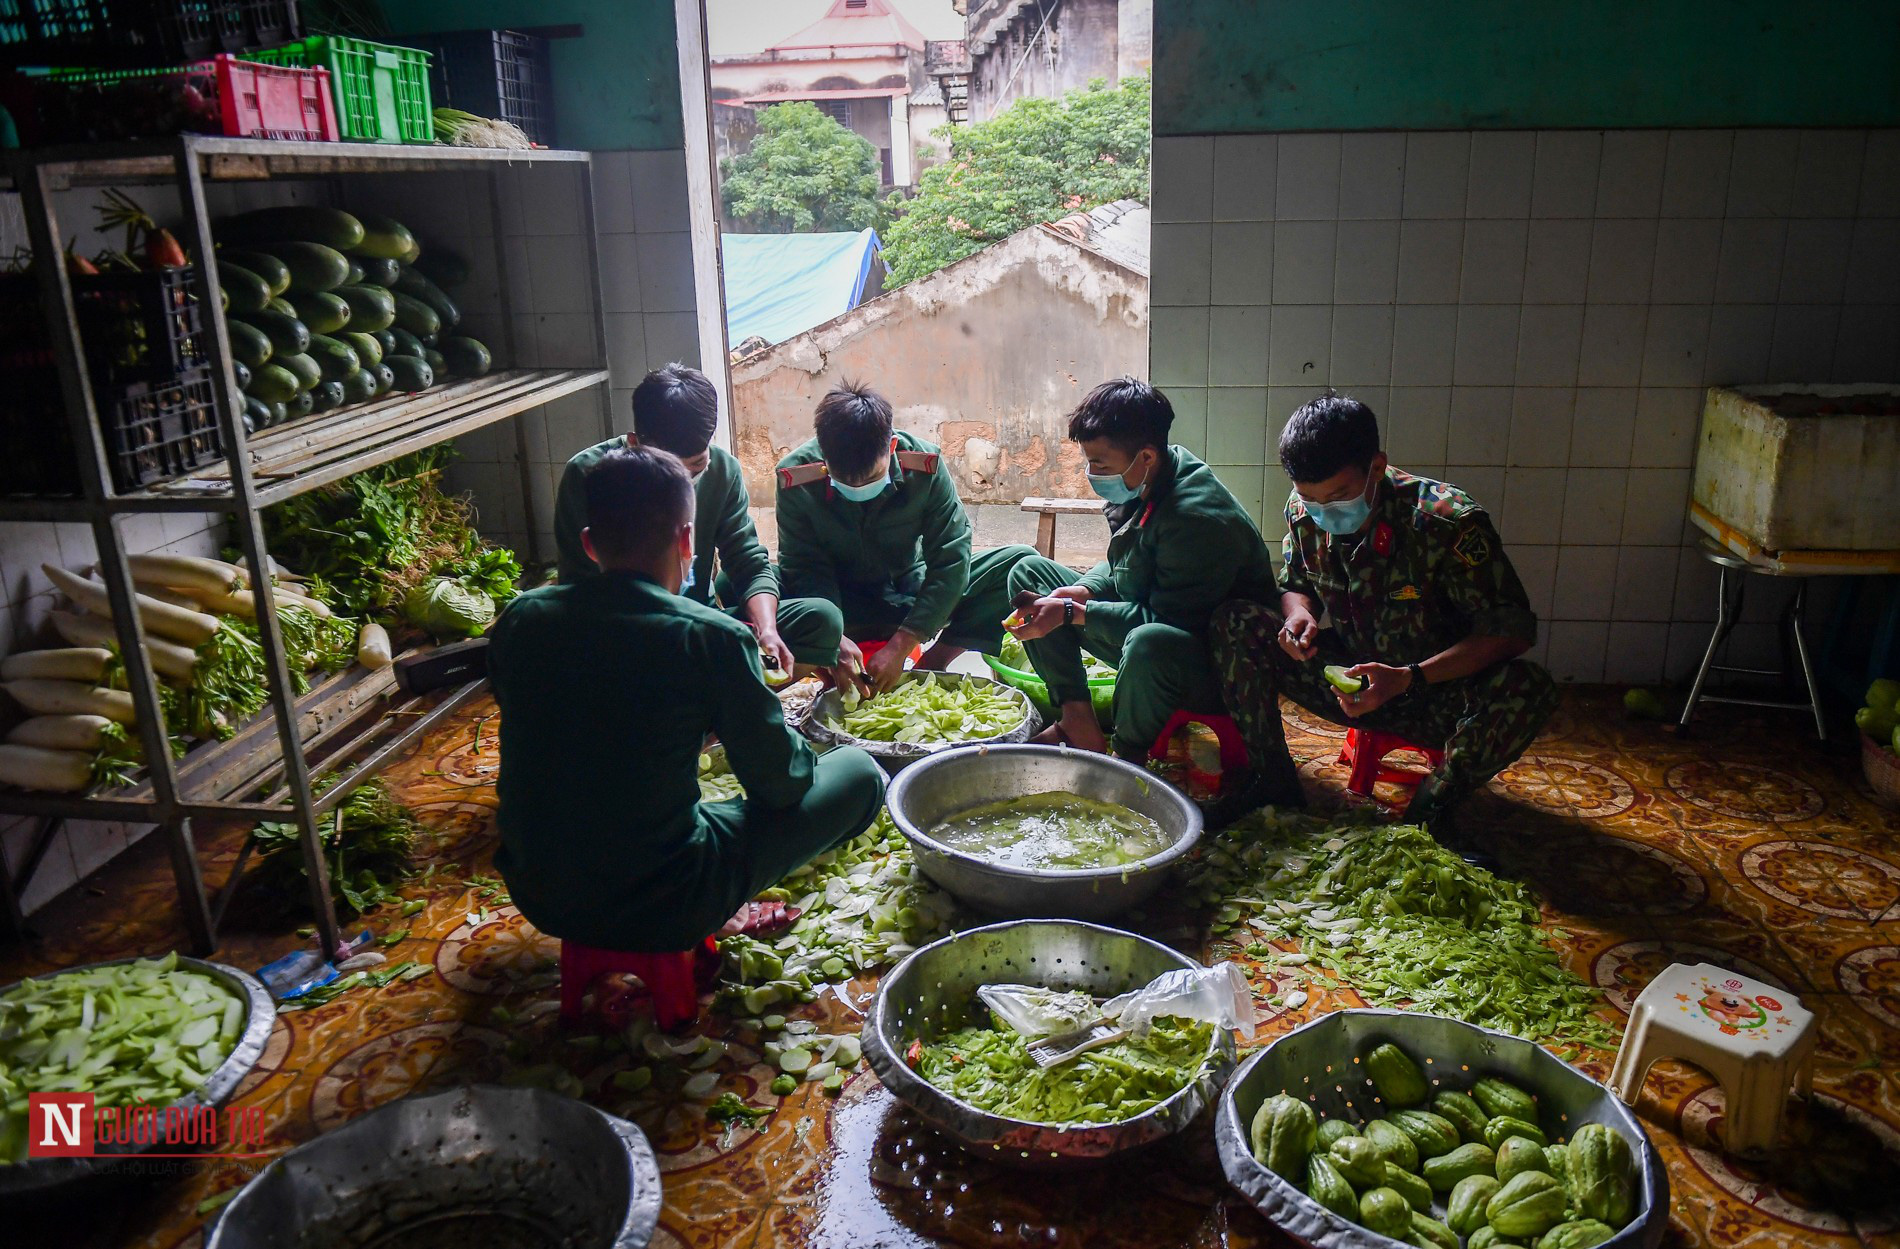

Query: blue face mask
[
  {"left": 1088, "top": 456, "right": 1152, "bottom": 505},
  {"left": 833, "top": 466, "right": 890, "bottom": 503},
  {"left": 1304, "top": 476, "right": 1376, "bottom": 536},
  {"left": 679, "top": 548, "right": 697, "bottom": 596}
]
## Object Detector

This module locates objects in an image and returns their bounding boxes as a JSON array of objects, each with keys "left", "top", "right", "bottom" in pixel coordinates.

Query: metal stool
[{"left": 1678, "top": 540, "right": 1827, "bottom": 740}]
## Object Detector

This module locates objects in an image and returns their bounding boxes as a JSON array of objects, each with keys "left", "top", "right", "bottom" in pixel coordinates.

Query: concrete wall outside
[
  {"left": 971, "top": 0, "right": 1127, "bottom": 120},
  {"left": 709, "top": 56, "right": 909, "bottom": 99}
]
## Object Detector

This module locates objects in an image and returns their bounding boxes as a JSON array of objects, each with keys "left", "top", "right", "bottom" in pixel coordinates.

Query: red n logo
[{"left": 27, "top": 1093, "right": 94, "bottom": 1157}]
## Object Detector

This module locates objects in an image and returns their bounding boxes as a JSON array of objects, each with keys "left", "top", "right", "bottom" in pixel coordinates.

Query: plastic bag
[
  {"left": 977, "top": 983, "right": 1101, "bottom": 1038},
  {"left": 1104, "top": 962, "right": 1256, "bottom": 1040}
]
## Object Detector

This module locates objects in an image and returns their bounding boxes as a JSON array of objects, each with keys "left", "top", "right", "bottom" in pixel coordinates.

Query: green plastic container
[
  {"left": 983, "top": 653, "right": 1116, "bottom": 726},
  {"left": 252, "top": 35, "right": 433, "bottom": 144}
]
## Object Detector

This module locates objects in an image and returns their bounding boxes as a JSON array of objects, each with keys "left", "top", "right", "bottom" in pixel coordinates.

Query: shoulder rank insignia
[
  {"left": 1454, "top": 525, "right": 1490, "bottom": 568},
  {"left": 777, "top": 462, "right": 830, "bottom": 489},
  {"left": 894, "top": 449, "right": 939, "bottom": 474},
  {"left": 1389, "top": 584, "right": 1422, "bottom": 602}
]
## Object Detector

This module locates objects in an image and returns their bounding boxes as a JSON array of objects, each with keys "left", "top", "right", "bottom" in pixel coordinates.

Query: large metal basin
[
  {"left": 206, "top": 1085, "right": 661, "bottom": 1249},
  {"left": 0, "top": 955, "right": 275, "bottom": 1203},
  {"left": 885, "top": 743, "right": 1202, "bottom": 920},
  {"left": 1216, "top": 1009, "right": 1669, "bottom": 1249},
  {"left": 862, "top": 919, "right": 1235, "bottom": 1166}
]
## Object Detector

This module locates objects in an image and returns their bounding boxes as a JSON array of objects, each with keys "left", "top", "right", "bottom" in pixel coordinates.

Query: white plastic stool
[{"left": 1608, "top": 962, "right": 1815, "bottom": 1157}]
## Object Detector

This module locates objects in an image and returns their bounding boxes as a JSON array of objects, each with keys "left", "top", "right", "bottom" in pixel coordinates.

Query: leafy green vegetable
[
  {"left": 1190, "top": 811, "right": 1616, "bottom": 1048},
  {"left": 0, "top": 954, "right": 244, "bottom": 1164},
  {"left": 914, "top": 1013, "right": 1214, "bottom": 1125},
  {"left": 828, "top": 673, "right": 1024, "bottom": 745},
  {"left": 400, "top": 577, "right": 496, "bottom": 638},
  {"left": 706, "top": 1091, "right": 768, "bottom": 1128},
  {"left": 250, "top": 775, "right": 423, "bottom": 915}
]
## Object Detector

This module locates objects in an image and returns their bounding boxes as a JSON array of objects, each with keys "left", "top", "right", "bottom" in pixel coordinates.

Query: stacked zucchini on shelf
[{"left": 216, "top": 206, "right": 492, "bottom": 432}]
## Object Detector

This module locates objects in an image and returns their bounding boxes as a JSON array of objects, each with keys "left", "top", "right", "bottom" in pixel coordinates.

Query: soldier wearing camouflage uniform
[{"left": 1212, "top": 393, "right": 1557, "bottom": 842}]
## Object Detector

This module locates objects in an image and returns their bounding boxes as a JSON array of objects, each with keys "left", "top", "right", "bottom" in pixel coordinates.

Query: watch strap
[{"left": 1407, "top": 662, "right": 1427, "bottom": 690}]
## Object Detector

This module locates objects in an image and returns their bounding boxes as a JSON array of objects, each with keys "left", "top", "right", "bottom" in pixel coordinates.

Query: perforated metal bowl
[
  {"left": 1216, "top": 1009, "right": 1669, "bottom": 1249},
  {"left": 862, "top": 919, "right": 1236, "bottom": 1166},
  {"left": 206, "top": 1085, "right": 661, "bottom": 1249},
  {"left": 885, "top": 744, "right": 1203, "bottom": 920},
  {"left": 801, "top": 671, "right": 1041, "bottom": 770}
]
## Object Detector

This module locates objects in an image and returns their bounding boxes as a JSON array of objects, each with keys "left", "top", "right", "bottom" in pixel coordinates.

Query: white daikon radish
[
  {"left": 139, "top": 586, "right": 203, "bottom": 613},
  {"left": 50, "top": 611, "right": 198, "bottom": 682},
  {"left": 0, "top": 743, "right": 92, "bottom": 792},
  {"left": 273, "top": 588, "right": 332, "bottom": 619},
  {"left": 266, "top": 554, "right": 306, "bottom": 583},
  {"left": 124, "top": 553, "right": 243, "bottom": 596},
  {"left": 356, "top": 622, "right": 392, "bottom": 669},
  {"left": 43, "top": 564, "right": 219, "bottom": 646},
  {"left": 195, "top": 588, "right": 257, "bottom": 619},
  {"left": 3, "top": 679, "right": 135, "bottom": 723},
  {"left": 0, "top": 648, "right": 111, "bottom": 683},
  {"left": 6, "top": 714, "right": 113, "bottom": 751}
]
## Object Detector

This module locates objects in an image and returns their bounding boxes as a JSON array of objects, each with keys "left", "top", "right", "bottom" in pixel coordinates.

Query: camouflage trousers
[{"left": 1210, "top": 601, "right": 1559, "bottom": 822}]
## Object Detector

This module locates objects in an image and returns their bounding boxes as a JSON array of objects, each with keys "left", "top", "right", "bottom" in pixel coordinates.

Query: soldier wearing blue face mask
[
  {"left": 1209, "top": 392, "right": 1557, "bottom": 850},
  {"left": 775, "top": 382, "right": 1036, "bottom": 696}
]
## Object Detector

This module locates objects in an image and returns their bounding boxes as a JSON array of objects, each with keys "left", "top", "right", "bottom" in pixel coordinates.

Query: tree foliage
[
  {"left": 720, "top": 101, "right": 885, "bottom": 233},
  {"left": 881, "top": 75, "right": 1150, "bottom": 287}
]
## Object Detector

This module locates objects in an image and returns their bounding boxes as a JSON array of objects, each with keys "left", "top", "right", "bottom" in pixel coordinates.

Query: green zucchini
[
  {"left": 275, "top": 352, "right": 322, "bottom": 391},
  {"left": 219, "top": 205, "right": 365, "bottom": 252},
  {"left": 371, "top": 330, "right": 399, "bottom": 357},
  {"left": 392, "top": 266, "right": 460, "bottom": 328},
  {"left": 231, "top": 359, "right": 252, "bottom": 391},
  {"left": 233, "top": 309, "right": 309, "bottom": 356},
  {"left": 255, "top": 241, "right": 351, "bottom": 292},
  {"left": 438, "top": 335, "right": 491, "bottom": 378},
  {"left": 216, "top": 262, "right": 271, "bottom": 314},
  {"left": 267, "top": 296, "right": 297, "bottom": 318},
  {"left": 385, "top": 355, "right": 434, "bottom": 393},
  {"left": 334, "top": 284, "right": 396, "bottom": 331},
  {"left": 422, "top": 348, "right": 446, "bottom": 376},
  {"left": 290, "top": 390, "right": 315, "bottom": 419},
  {"left": 340, "top": 331, "right": 383, "bottom": 368},
  {"left": 242, "top": 394, "right": 271, "bottom": 432},
  {"left": 345, "top": 258, "right": 364, "bottom": 285},
  {"left": 286, "top": 289, "right": 351, "bottom": 335},
  {"left": 225, "top": 319, "right": 272, "bottom": 368},
  {"left": 267, "top": 400, "right": 288, "bottom": 426},
  {"left": 358, "top": 256, "right": 401, "bottom": 287},
  {"left": 305, "top": 334, "right": 361, "bottom": 382},
  {"left": 387, "top": 327, "right": 427, "bottom": 358},
  {"left": 342, "top": 368, "right": 378, "bottom": 404},
  {"left": 351, "top": 212, "right": 417, "bottom": 261},
  {"left": 370, "top": 362, "right": 395, "bottom": 396},
  {"left": 220, "top": 249, "right": 291, "bottom": 296},
  {"left": 247, "top": 363, "right": 301, "bottom": 405},
  {"left": 390, "top": 292, "right": 441, "bottom": 338},
  {"left": 308, "top": 380, "right": 345, "bottom": 412},
  {"left": 414, "top": 246, "right": 469, "bottom": 289}
]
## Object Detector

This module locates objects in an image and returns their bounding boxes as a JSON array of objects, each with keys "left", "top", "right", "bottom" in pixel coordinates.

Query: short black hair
[
  {"left": 583, "top": 446, "right": 694, "bottom": 564},
  {"left": 1279, "top": 391, "right": 1381, "bottom": 483},
  {"left": 1066, "top": 377, "right": 1173, "bottom": 454},
  {"left": 631, "top": 364, "right": 718, "bottom": 458},
  {"left": 813, "top": 381, "right": 893, "bottom": 482}
]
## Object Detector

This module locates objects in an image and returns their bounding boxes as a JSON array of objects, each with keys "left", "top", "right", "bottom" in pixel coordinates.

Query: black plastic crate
[
  {"left": 417, "top": 28, "right": 554, "bottom": 146},
  {"left": 73, "top": 265, "right": 208, "bottom": 382},
  {"left": 0, "top": 0, "right": 301, "bottom": 68},
  {"left": 103, "top": 365, "right": 224, "bottom": 492}
]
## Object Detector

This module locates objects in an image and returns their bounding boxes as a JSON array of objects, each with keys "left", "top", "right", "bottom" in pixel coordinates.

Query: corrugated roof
[
  {"left": 773, "top": 0, "right": 928, "bottom": 52},
  {"left": 910, "top": 80, "right": 945, "bottom": 106},
  {"left": 1042, "top": 198, "right": 1149, "bottom": 277}
]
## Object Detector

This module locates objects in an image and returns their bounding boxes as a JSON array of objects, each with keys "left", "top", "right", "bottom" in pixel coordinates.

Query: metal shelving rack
[{"left": 0, "top": 136, "right": 610, "bottom": 957}]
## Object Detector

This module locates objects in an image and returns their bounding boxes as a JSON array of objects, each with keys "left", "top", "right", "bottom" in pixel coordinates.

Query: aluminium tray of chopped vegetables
[{"left": 802, "top": 671, "right": 1039, "bottom": 767}]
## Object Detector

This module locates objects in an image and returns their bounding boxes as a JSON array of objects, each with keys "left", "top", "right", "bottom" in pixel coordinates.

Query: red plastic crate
[
  {"left": 216, "top": 54, "right": 336, "bottom": 140},
  {"left": 21, "top": 53, "right": 337, "bottom": 142}
]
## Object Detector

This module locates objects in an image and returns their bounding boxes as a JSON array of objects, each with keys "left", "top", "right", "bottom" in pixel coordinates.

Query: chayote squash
[
  {"left": 1423, "top": 1141, "right": 1496, "bottom": 1193},
  {"left": 1544, "top": 1142, "right": 1573, "bottom": 1190},
  {"left": 1434, "top": 1089, "right": 1490, "bottom": 1144},
  {"left": 1468, "top": 1228, "right": 1523, "bottom": 1249},
  {"left": 1486, "top": 1171, "right": 1569, "bottom": 1239},
  {"left": 1409, "top": 1212, "right": 1460, "bottom": 1249},
  {"left": 1366, "top": 1043, "right": 1430, "bottom": 1108},
  {"left": 1305, "top": 1153, "right": 1358, "bottom": 1219},
  {"left": 1316, "top": 1117, "right": 1360, "bottom": 1150},
  {"left": 1472, "top": 1077, "right": 1539, "bottom": 1123},
  {"left": 1383, "top": 1161, "right": 1435, "bottom": 1213},
  {"left": 1486, "top": 1114, "right": 1550, "bottom": 1150},
  {"left": 1330, "top": 1134, "right": 1389, "bottom": 1188},
  {"left": 1359, "top": 1186, "right": 1413, "bottom": 1237},
  {"left": 1535, "top": 1219, "right": 1617, "bottom": 1249},
  {"left": 1569, "top": 1123, "right": 1636, "bottom": 1228},
  {"left": 1447, "top": 1173, "right": 1503, "bottom": 1235},
  {"left": 1496, "top": 1136, "right": 1551, "bottom": 1183},
  {"left": 1391, "top": 1108, "right": 1463, "bottom": 1159},
  {"left": 1366, "top": 1118, "right": 1420, "bottom": 1171},
  {"left": 1252, "top": 1093, "right": 1318, "bottom": 1182}
]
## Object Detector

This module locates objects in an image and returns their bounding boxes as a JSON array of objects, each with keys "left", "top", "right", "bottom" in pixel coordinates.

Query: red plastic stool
[
  {"left": 1151, "top": 710, "right": 1250, "bottom": 774},
  {"left": 854, "top": 636, "right": 924, "bottom": 666},
  {"left": 1337, "top": 728, "right": 1446, "bottom": 799},
  {"left": 559, "top": 937, "right": 715, "bottom": 1032}
]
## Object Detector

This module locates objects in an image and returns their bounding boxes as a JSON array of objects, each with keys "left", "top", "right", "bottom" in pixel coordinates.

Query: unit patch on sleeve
[{"left": 1454, "top": 525, "right": 1490, "bottom": 568}]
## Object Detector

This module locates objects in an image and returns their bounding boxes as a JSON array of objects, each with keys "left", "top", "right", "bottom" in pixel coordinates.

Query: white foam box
[{"left": 1691, "top": 384, "right": 1900, "bottom": 554}]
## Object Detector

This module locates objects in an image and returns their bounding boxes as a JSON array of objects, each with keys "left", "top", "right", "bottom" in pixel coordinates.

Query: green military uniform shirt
[
  {"left": 555, "top": 439, "right": 775, "bottom": 608},
  {"left": 774, "top": 431, "right": 972, "bottom": 641},
  {"left": 488, "top": 573, "right": 814, "bottom": 947},
  {"left": 1279, "top": 467, "right": 1538, "bottom": 659}
]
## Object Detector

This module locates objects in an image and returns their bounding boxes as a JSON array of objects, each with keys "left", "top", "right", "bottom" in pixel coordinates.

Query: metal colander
[
  {"left": 1215, "top": 1010, "right": 1669, "bottom": 1249},
  {"left": 800, "top": 671, "right": 1041, "bottom": 769},
  {"left": 205, "top": 1086, "right": 661, "bottom": 1249},
  {"left": 862, "top": 919, "right": 1236, "bottom": 1166}
]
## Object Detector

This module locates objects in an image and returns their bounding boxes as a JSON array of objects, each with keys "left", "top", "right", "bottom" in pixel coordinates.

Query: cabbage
[{"left": 400, "top": 577, "right": 496, "bottom": 638}]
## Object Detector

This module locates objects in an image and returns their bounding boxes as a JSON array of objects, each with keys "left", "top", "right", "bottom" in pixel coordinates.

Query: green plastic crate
[{"left": 252, "top": 35, "right": 432, "bottom": 144}]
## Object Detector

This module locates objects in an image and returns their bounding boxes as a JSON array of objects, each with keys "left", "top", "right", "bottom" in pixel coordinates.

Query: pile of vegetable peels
[
  {"left": 1190, "top": 810, "right": 1617, "bottom": 1049},
  {"left": 830, "top": 673, "right": 1025, "bottom": 745}
]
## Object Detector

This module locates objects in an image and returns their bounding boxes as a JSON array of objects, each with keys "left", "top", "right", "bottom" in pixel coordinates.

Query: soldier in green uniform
[
  {"left": 554, "top": 364, "right": 840, "bottom": 676},
  {"left": 491, "top": 445, "right": 887, "bottom": 951},
  {"left": 776, "top": 382, "right": 1036, "bottom": 693},
  {"left": 1004, "top": 378, "right": 1277, "bottom": 760},
  {"left": 1211, "top": 393, "right": 1557, "bottom": 843}
]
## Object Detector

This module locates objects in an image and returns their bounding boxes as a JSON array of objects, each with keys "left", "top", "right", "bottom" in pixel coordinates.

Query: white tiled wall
[{"left": 1152, "top": 128, "right": 1900, "bottom": 683}]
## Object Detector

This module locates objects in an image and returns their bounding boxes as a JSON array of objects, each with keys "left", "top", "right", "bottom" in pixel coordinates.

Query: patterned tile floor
[{"left": 7, "top": 689, "right": 1900, "bottom": 1248}]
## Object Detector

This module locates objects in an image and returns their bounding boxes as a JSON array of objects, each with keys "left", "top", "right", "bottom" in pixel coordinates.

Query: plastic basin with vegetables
[
  {"left": 205, "top": 1086, "right": 661, "bottom": 1249},
  {"left": 885, "top": 744, "right": 1203, "bottom": 920},
  {"left": 1216, "top": 1009, "right": 1668, "bottom": 1249},
  {"left": 984, "top": 633, "right": 1116, "bottom": 725},
  {"left": 862, "top": 919, "right": 1235, "bottom": 1166}
]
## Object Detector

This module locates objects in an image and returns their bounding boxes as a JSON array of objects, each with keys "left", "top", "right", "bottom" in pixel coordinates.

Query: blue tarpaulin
[{"left": 722, "top": 228, "right": 881, "bottom": 346}]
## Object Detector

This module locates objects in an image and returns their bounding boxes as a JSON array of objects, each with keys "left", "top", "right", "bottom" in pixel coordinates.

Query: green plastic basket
[
  {"left": 983, "top": 653, "right": 1116, "bottom": 726},
  {"left": 251, "top": 35, "right": 432, "bottom": 144}
]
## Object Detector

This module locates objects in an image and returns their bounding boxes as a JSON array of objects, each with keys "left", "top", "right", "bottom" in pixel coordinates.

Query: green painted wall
[
  {"left": 1155, "top": 1, "right": 1900, "bottom": 135},
  {"left": 382, "top": 0, "right": 684, "bottom": 149}
]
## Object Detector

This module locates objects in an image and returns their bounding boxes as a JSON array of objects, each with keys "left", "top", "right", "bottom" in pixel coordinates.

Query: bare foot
[
  {"left": 1032, "top": 723, "right": 1067, "bottom": 746},
  {"left": 1057, "top": 706, "right": 1109, "bottom": 755},
  {"left": 718, "top": 900, "right": 801, "bottom": 938}
]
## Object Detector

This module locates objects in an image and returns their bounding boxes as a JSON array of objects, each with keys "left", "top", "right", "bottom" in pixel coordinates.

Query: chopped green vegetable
[
  {"left": 827, "top": 673, "right": 1025, "bottom": 745},
  {"left": 930, "top": 790, "right": 1169, "bottom": 870},
  {"left": 706, "top": 1091, "right": 768, "bottom": 1127},
  {"left": 613, "top": 1066, "right": 653, "bottom": 1093},
  {"left": 770, "top": 1074, "right": 797, "bottom": 1096}
]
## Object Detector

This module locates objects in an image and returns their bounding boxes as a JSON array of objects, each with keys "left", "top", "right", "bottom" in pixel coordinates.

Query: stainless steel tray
[{"left": 801, "top": 671, "right": 1040, "bottom": 769}]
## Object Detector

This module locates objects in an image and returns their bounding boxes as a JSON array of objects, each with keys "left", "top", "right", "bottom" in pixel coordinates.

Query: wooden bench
[{"left": 1021, "top": 496, "right": 1105, "bottom": 558}]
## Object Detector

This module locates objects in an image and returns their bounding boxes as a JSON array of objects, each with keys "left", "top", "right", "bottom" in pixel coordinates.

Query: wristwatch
[
  {"left": 1063, "top": 600, "right": 1076, "bottom": 627},
  {"left": 1407, "top": 662, "right": 1427, "bottom": 691}
]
